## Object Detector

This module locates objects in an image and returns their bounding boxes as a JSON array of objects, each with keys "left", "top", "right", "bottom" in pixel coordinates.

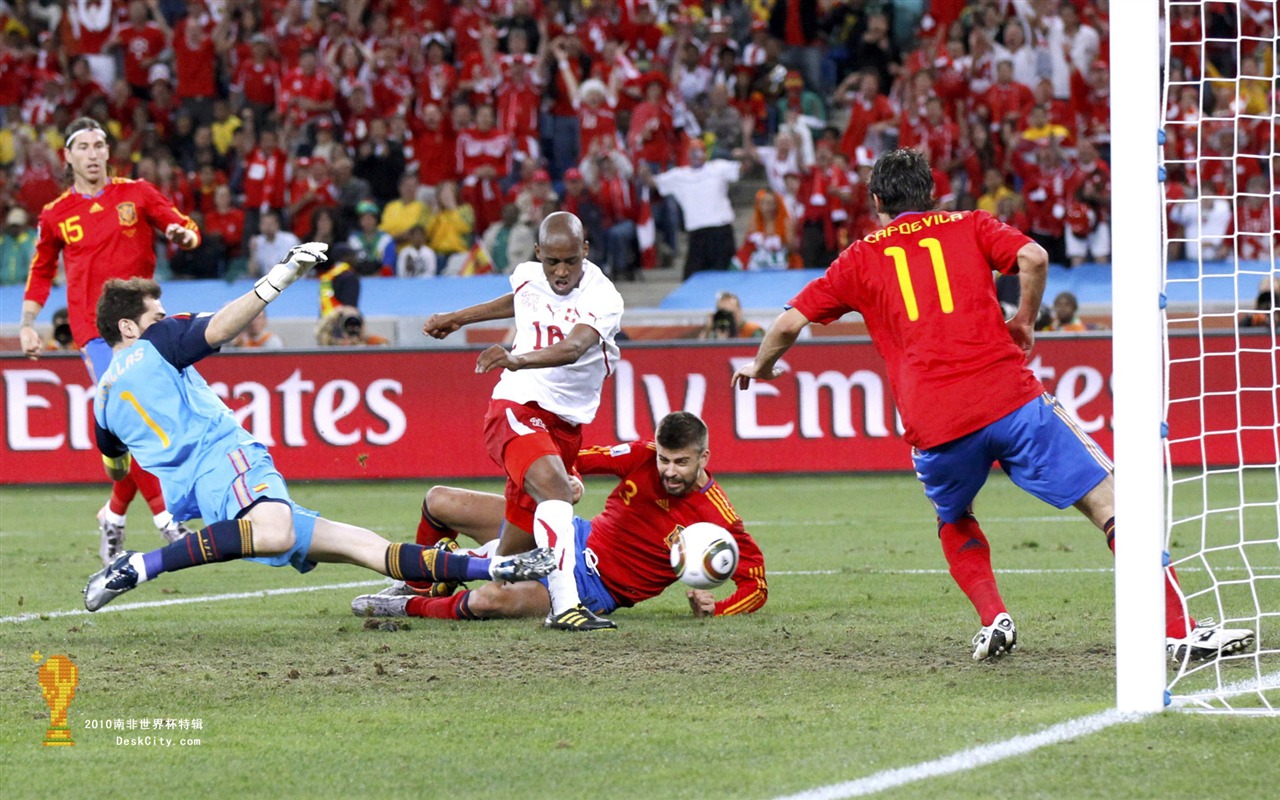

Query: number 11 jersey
[{"left": 789, "top": 209, "right": 1044, "bottom": 450}]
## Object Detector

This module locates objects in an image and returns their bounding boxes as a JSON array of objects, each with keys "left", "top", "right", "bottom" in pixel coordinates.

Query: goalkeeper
[
  {"left": 82, "top": 244, "right": 555, "bottom": 613},
  {"left": 734, "top": 149, "right": 1254, "bottom": 663}
]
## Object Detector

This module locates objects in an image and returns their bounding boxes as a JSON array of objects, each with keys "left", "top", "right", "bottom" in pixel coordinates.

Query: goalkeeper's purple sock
[
  {"left": 129, "top": 519, "right": 254, "bottom": 582},
  {"left": 384, "top": 543, "right": 491, "bottom": 583},
  {"left": 939, "top": 515, "right": 1006, "bottom": 626}
]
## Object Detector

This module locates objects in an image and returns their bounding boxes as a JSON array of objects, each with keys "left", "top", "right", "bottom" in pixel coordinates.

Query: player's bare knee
[
  {"left": 245, "top": 502, "right": 296, "bottom": 554},
  {"left": 425, "top": 485, "right": 457, "bottom": 521}
]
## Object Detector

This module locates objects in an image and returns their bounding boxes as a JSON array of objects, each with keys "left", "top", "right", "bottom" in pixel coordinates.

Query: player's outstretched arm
[
  {"left": 1008, "top": 241, "right": 1048, "bottom": 360},
  {"left": 423, "top": 293, "right": 516, "bottom": 339},
  {"left": 205, "top": 242, "right": 328, "bottom": 346},
  {"left": 732, "top": 307, "right": 810, "bottom": 389}
]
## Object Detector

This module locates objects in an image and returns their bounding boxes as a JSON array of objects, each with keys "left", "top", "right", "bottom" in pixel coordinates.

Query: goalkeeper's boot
[
  {"left": 489, "top": 547, "right": 556, "bottom": 582},
  {"left": 351, "top": 593, "right": 410, "bottom": 617},
  {"left": 97, "top": 506, "right": 126, "bottom": 566},
  {"left": 84, "top": 551, "right": 140, "bottom": 612},
  {"left": 972, "top": 612, "right": 1017, "bottom": 660},
  {"left": 160, "top": 519, "right": 195, "bottom": 545},
  {"left": 1167, "top": 619, "right": 1255, "bottom": 662},
  {"left": 544, "top": 604, "right": 617, "bottom": 631}
]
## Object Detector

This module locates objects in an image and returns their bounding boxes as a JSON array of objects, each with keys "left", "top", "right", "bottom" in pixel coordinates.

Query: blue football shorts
[
  {"left": 912, "top": 393, "right": 1113, "bottom": 524},
  {"left": 537, "top": 517, "right": 618, "bottom": 615},
  {"left": 197, "top": 442, "right": 318, "bottom": 573}
]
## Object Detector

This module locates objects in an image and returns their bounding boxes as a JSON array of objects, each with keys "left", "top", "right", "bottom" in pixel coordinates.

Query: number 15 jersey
[
  {"left": 492, "top": 259, "right": 624, "bottom": 425},
  {"left": 789, "top": 209, "right": 1044, "bottom": 450}
]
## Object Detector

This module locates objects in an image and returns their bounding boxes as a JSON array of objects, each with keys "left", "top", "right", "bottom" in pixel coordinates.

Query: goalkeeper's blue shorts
[
  {"left": 912, "top": 393, "right": 1113, "bottom": 524},
  {"left": 197, "top": 442, "right": 318, "bottom": 573}
]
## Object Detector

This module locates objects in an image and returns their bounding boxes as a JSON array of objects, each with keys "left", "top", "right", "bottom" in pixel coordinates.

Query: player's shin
[
  {"left": 384, "top": 543, "right": 492, "bottom": 583},
  {"left": 407, "top": 591, "right": 481, "bottom": 620},
  {"left": 1103, "top": 516, "right": 1192, "bottom": 638},
  {"left": 939, "top": 515, "right": 1006, "bottom": 625},
  {"left": 127, "top": 519, "right": 258, "bottom": 582},
  {"left": 532, "top": 499, "right": 580, "bottom": 614},
  {"left": 415, "top": 498, "right": 456, "bottom": 548}
]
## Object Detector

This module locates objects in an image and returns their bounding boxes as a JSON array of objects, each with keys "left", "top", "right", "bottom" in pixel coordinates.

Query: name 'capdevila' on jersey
[{"left": 490, "top": 258, "right": 624, "bottom": 426}]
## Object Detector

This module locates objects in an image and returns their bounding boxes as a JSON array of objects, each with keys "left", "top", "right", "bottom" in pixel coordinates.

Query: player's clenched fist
[
  {"left": 422, "top": 312, "right": 462, "bottom": 339},
  {"left": 475, "top": 344, "right": 520, "bottom": 373}
]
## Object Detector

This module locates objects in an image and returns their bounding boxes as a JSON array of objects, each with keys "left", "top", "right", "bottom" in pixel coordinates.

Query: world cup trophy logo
[{"left": 35, "top": 654, "right": 78, "bottom": 746}]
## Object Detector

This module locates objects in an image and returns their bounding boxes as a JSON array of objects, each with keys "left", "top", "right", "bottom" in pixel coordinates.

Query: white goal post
[{"left": 1115, "top": 0, "right": 1280, "bottom": 714}]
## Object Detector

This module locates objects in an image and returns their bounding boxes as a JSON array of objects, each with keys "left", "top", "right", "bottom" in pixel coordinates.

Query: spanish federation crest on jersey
[{"left": 116, "top": 202, "right": 138, "bottom": 227}]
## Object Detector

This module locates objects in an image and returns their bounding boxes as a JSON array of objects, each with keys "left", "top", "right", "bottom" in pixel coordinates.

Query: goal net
[{"left": 1159, "top": 0, "right": 1279, "bottom": 713}]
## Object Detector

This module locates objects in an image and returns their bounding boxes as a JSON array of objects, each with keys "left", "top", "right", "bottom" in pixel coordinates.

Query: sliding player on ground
[
  {"left": 351, "top": 412, "right": 767, "bottom": 622},
  {"left": 734, "top": 148, "right": 1253, "bottom": 662},
  {"left": 83, "top": 246, "right": 553, "bottom": 613}
]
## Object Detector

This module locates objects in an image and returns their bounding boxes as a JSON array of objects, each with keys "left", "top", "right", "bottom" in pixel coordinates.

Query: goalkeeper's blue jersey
[{"left": 94, "top": 314, "right": 256, "bottom": 521}]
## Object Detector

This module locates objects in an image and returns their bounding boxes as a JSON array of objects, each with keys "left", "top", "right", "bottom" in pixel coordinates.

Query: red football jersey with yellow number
[
  {"left": 790, "top": 209, "right": 1043, "bottom": 450},
  {"left": 25, "top": 178, "right": 201, "bottom": 347},
  {"left": 577, "top": 441, "right": 767, "bottom": 616}
]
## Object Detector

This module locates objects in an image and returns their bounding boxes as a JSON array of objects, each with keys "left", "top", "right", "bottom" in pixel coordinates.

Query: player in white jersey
[{"left": 422, "top": 212, "right": 624, "bottom": 631}]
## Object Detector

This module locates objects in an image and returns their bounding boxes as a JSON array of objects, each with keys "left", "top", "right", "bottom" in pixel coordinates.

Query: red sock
[
  {"left": 939, "top": 515, "right": 1006, "bottom": 626},
  {"left": 406, "top": 590, "right": 479, "bottom": 620},
  {"left": 132, "top": 463, "right": 166, "bottom": 515},
  {"left": 1103, "top": 517, "right": 1193, "bottom": 638},
  {"left": 108, "top": 470, "right": 139, "bottom": 516},
  {"left": 415, "top": 499, "right": 455, "bottom": 547}
]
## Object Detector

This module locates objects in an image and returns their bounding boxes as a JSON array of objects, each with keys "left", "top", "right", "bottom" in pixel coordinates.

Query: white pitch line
[
  {"left": 772, "top": 709, "right": 1149, "bottom": 800},
  {"left": 0, "top": 579, "right": 388, "bottom": 625}
]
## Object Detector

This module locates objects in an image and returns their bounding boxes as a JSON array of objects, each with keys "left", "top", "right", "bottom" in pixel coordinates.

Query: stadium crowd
[{"left": 0, "top": 0, "right": 1274, "bottom": 292}]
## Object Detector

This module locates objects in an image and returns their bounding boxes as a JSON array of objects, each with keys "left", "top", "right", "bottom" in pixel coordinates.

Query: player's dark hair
[
  {"left": 656, "top": 411, "right": 708, "bottom": 452},
  {"left": 64, "top": 116, "right": 107, "bottom": 147},
  {"left": 97, "top": 278, "right": 162, "bottom": 345},
  {"left": 868, "top": 148, "right": 935, "bottom": 217}
]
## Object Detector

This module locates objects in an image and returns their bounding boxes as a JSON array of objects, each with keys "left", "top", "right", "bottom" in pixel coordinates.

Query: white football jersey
[{"left": 491, "top": 259, "right": 624, "bottom": 425}]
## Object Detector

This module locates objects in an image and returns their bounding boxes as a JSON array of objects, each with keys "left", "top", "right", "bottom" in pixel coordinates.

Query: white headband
[{"left": 65, "top": 126, "right": 105, "bottom": 149}]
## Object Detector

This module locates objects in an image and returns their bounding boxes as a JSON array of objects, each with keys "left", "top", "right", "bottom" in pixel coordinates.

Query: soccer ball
[{"left": 670, "top": 522, "right": 739, "bottom": 589}]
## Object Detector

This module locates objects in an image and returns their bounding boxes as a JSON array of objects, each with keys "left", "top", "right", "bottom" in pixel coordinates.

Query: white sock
[
  {"left": 100, "top": 506, "right": 126, "bottom": 527},
  {"left": 532, "top": 499, "right": 579, "bottom": 614},
  {"left": 153, "top": 510, "right": 173, "bottom": 529},
  {"left": 127, "top": 552, "right": 151, "bottom": 583}
]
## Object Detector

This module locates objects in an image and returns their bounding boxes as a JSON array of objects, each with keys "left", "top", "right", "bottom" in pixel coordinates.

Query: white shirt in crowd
[{"left": 651, "top": 159, "right": 742, "bottom": 231}]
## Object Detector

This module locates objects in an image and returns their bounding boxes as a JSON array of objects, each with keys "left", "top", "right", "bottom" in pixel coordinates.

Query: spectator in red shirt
[
  {"left": 409, "top": 102, "right": 458, "bottom": 190},
  {"left": 836, "top": 69, "right": 896, "bottom": 161},
  {"left": 415, "top": 34, "right": 457, "bottom": 110},
  {"left": 109, "top": 0, "right": 172, "bottom": 101},
  {"left": 287, "top": 157, "right": 340, "bottom": 240},
  {"left": 203, "top": 184, "right": 247, "bottom": 274},
  {"left": 173, "top": 15, "right": 219, "bottom": 124},
  {"left": 241, "top": 127, "right": 288, "bottom": 237},
  {"left": 546, "top": 35, "right": 590, "bottom": 178},
  {"left": 232, "top": 33, "right": 280, "bottom": 129},
  {"left": 982, "top": 59, "right": 1035, "bottom": 134},
  {"left": 457, "top": 104, "right": 511, "bottom": 235},
  {"left": 1018, "top": 145, "right": 1072, "bottom": 266},
  {"left": 496, "top": 57, "right": 542, "bottom": 169},
  {"left": 279, "top": 47, "right": 337, "bottom": 129}
]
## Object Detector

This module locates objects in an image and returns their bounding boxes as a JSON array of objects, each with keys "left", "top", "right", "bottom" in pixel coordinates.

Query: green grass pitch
[{"left": 2, "top": 473, "right": 1277, "bottom": 799}]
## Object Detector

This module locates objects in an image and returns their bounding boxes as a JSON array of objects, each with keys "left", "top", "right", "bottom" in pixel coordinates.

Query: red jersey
[
  {"left": 173, "top": 20, "right": 217, "bottom": 99},
  {"left": 115, "top": 22, "right": 166, "bottom": 89},
  {"left": 789, "top": 210, "right": 1042, "bottom": 450},
  {"left": 234, "top": 58, "right": 280, "bottom": 107},
  {"left": 24, "top": 178, "right": 200, "bottom": 347},
  {"left": 576, "top": 441, "right": 768, "bottom": 615},
  {"left": 204, "top": 207, "right": 246, "bottom": 257}
]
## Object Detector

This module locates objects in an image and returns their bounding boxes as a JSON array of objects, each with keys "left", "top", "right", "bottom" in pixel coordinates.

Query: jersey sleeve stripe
[{"left": 706, "top": 487, "right": 740, "bottom": 524}]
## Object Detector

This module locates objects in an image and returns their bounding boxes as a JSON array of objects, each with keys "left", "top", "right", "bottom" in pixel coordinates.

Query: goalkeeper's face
[
  {"left": 656, "top": 443, "right": 709, "bottom": 497},
  {"left": 121, "top": 296, "right": 166, "bottom": 344}
]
